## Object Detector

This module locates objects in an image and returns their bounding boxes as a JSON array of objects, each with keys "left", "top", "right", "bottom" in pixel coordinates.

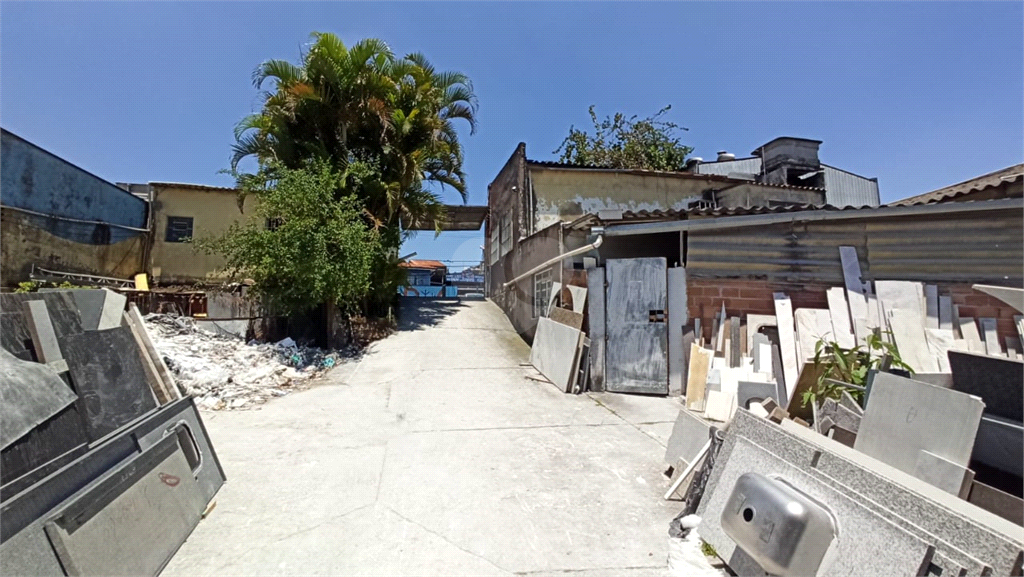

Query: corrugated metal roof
[
  {"left": 823, "top": 165, "right": 880, "bottom": 207},
  {"left": 887, "top": 164, "right": 1024, "bottom": 206},
  {"left": 693, "top": 157, "right": 764, "bottom": 177},
  {"left": 526, "top": 159, "right": 736, "bottom": 181},
  {"left": 148, "top": 182, "right": 239, "bottom": 192}
]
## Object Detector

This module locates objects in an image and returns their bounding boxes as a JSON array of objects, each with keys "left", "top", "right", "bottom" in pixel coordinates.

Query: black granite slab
[
  {"left": 948, "top": 350, "right": 1024, "bottom": 422},
  {"left": 59, "top": 328, "right": 156, "bottom": 441}
]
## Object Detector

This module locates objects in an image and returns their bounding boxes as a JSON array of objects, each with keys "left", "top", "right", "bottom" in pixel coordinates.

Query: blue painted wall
[{"left": 1, "top": 129, "right": 147, "bottom": 234}]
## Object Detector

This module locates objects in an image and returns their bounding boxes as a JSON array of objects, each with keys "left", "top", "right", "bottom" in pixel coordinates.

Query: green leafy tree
[
  {"left": 202, "top": 162, "right": 381, "bottom": 316},
  {"left": 229, "top": 32, "right": 478, "bottom": 315},
  {"left": 554, "top": 105, "right": 693, "bottom": 171}
]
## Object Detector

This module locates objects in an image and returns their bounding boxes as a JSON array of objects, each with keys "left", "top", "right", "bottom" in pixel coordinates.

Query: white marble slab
[
  {"left": 794, "top": 308, "right": 834, "bottom": 361},
  {"left": 980, "top": 318, "right": 1004, "bottom": 357},
  {"left": 925, "top": 285, "right": 939, "bottom": 329},
  {"left": 773, "top": 293, "right": 800, "bottom": 399},
  {"left": 827, "top": 287, "right": 856, "bottom": 349},
  {"left": 888, "top": 308, "right": 939, "bottom": 373},
  {"left": 876, "top": 280, "right": 925, "bottom": 326}
]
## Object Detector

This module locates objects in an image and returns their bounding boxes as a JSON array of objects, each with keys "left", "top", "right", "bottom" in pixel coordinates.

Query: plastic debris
[{"left": 143, "top": 314, "right": 359, "bottom": 411}]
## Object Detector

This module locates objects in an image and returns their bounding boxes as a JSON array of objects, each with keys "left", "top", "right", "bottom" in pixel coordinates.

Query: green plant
[
  {"left": 700, "top": 540, "right": 718, "bottom": 558},
  {"left": 553, "top": 105, "right": 693, "bottom": 171},
  {"left": 199, "top": 162, "right": 381, "bottom": 316},
  {"left": 14, "top": 281, "right": 41, "bottom": 293},
  {"left": 803, "top": 331, "right": 914, "bottom": 408}
]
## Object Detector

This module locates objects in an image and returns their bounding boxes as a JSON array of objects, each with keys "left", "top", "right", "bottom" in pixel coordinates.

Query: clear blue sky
[{"left": 3, "top": 2, "right": 1021, "bottom": 271}]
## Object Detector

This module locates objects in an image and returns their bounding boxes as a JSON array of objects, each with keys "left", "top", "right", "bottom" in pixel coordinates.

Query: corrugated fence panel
[
  {"left": 864, "top": 212, "right": 1023, "bottom": 284},
  {"left": 686, "top": 207, "right": 1022, "bottom": 286},
  {"left": 686, "top": 221, "right": 860, "bottom": 283},
  {"left": 823, "top": 166, "right": 880, "bottom": 207}
]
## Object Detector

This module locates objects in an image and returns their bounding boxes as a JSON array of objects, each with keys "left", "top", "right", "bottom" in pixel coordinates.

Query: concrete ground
[{"left": 163, "top": 299, "right": 685, "bottom": 576}]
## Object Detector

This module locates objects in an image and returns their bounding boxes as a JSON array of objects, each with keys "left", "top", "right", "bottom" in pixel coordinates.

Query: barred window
[
  {"left": 165, "top": 216, "right": 194, "bottom": 243},
  {"left": 533, "top": 268, "right": 552, "bottom": 318}
]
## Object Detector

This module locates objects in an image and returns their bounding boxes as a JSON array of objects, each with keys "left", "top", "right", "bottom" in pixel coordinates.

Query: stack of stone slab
[
  {"left": 696, "top": 409, "right": 1024, "bottom": 576},
  {"left": 0, "top": 289, "right": 222, "bottom": 576}
]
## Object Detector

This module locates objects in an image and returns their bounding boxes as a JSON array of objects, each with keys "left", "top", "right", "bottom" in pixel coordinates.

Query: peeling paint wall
[
  {"left": 1, "top": 209, "right": 146, "bottom": 283},
  {"left": 149, "top": 185, "right": 259, "bottom": 284},
  {"left": 529, "top": 169, "right": 707, "bottom": 230}
]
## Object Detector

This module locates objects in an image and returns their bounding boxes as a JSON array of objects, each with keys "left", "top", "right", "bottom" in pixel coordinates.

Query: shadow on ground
[{"left": 397, "top": 298, "right": 467, "bottom": 331}]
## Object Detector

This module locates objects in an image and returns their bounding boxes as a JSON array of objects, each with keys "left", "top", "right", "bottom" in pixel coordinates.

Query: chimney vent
[{"left": 717, "top": 151, "right": 736, "bottom": 162}]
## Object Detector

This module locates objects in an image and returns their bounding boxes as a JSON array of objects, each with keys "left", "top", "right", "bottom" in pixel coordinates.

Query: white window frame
[
  {"left": 500, "top": 215, "right": 513, "bottom": 257},
  {"left": 489, "top": 219, "right": 500, "bottom": 264},
  {"left": 533, "top": 268, "right": 553, "bottom": 318}
]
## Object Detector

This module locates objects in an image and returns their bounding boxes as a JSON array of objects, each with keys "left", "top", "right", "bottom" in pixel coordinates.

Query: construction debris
[{"left": 143, "top": 313, "right": 358, "bottom": 410}]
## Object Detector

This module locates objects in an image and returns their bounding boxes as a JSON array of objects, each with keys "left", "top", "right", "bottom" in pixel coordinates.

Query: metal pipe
[
  {"left": 502, "top": 235, "right": 603, "bottom": 289},
  {"left": 1, "top": 204, "right": 151, "bottom": 232},
  {"left": 602, "top": 197, "right": 1023, "bottom": 237}
]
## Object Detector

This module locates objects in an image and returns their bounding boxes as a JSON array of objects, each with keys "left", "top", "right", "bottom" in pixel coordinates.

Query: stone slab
[
  {"left": 0, "top": 348, "right": 79, "bottom": 450},
  {"left": 948, "top": 350, "right": 1023, "bottom": 422},
  {"left": 59, "top": 327, "right": 158, "bottom": 441},
  {"left": 696, "top": 434, "right": 935, "bottom": 577},
  {"left": 736, "top": 381, "right": 777, "bottom": 412},
  {"left": 820, "top": 398, "right": 862, "bottom": 433},
  {"left": 667, "top": 267, "right": 687, "bottom": 397},
  {"left": 969, "top": 481, "right": 1024, "bottom": 526},
  {"left": 586, "top": 267, "right": 606, "bottom": 392},
  {"left": 745, "top": 314, "right": 776, "bottom": 353},
  {"left": 839, "top": 246, "right": 871, "bottom": 344},
  {"left": 914, "top": 449, "right": 974, "bottom": 498},
  {"left": 685, "top": 344, "right": 712, "bottom": 412},
  {"left": 69, "top": 289, "right": 107, "bottom": 331},
  {"left": 530, "top": 317, "right": 582, "bottom": 391},
  {"left": 22, "top": 300, "right": 62, "bottom": 364},
  {"left": 96, "top": 288, "right": 127, "bottom": 331},
  {"left": 0, "top": 292, "right": 84, "bottom": 338},
  {"left": 770, "top": 343, "right": 788, "bottom": 408},
  {"left": 971, "top": 414, "right": 1024, "bottom": 477},
  {"left": 972, "top": 284, "right": 1024, "bottom": 313},
  {"left": 752, "top": 333, "right": 771, "bottom": 374},
  {"left": 924, "top": 327, "right": 956, "bottom": 372},
  {"left": 717, "top": 410, "right": 1024, "bottom": 576},
  {"left": 826, "top": 287, "right": 855, "bottom": 349},
  {"left": 856, "top": 372, "right": 984, "bottom": 471},
  {"left": 773, "top": 293, "right": 799, "bottom": 399},
  {"left": 703, "top": 390, "right": 736, "bottom": 423},
  {"left": 664, "top": 409, "right": 712, "bottom": 466},
  {"left": 980, "top": 317, "right": 1003, "bottom": 357},
  {"left": 794, "top": 308, "right": 833, "bottom": 362},
  {"left": 876, "top": 280, "right": 925, "bottom": 325},
  {"left": 566, "top": 285, "right": 587, "bottom": 314},
  {"left": 548, "top": 307, "right": 583, "bottom": 330},
  {"left": 829, "top": 425, "right": 857, "bottom": 447},
  {"left": 729, "top": 316, "right": 741, "bottom": 368},
  {"left": 925, "top": 284, "right": 939, "bottom": 329},
  {"left": 785, "top": 362, "right": 825, "bottom": 421},
  {"left": 939, "top": 296, "right": 953, "bottom": 330},
  {"left": 887, "top": 308, "right": 939, "bottom": 373},
  {"left": 839, "top": 390, "right": 864, "bottom": 416},
  {"left": 958, "top": 316, "right": 984, "bottom": 353}
]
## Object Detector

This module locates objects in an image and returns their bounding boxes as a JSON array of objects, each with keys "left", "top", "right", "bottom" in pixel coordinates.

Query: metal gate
[{"left": 604, "top": 257, "right": 668, "bottom": 394}]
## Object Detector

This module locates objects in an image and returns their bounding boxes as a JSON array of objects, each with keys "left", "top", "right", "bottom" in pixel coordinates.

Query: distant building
[
  {"left": 691, "top": 137, "right": 881, "bottom": 208},
  {"left": 484, "top": 137, "right": 881, "bottom": 338},
  {"left": 398, "top": 259, "right": 456, "bottom": 297}
]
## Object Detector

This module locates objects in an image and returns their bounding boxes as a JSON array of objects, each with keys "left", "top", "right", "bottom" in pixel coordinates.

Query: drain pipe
[{"left": 502, "top": 234, "right": 603, "bottom": 289}]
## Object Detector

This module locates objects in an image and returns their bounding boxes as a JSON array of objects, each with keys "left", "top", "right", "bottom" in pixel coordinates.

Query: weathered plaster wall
[
  {"left": 529, "top": 168, "right": 707, "bottom": 230},
  {"left": 1, "top": 209, "right": 146, "bottom": 284},
  {"left": 149, "top": 185, "right": 259, "bottom": 284}
]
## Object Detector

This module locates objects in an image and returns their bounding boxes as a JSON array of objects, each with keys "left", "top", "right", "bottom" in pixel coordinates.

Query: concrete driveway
[{"left": 163, "top": 299, "right": 684, "bottom": 576}]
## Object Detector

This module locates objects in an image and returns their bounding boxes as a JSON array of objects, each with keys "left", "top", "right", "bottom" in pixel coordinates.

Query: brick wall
[{"left": 687, "top": 278, "right": 1019, "bottom": 348}]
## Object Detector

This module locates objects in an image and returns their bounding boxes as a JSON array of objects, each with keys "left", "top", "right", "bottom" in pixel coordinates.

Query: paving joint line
[{"left": 386, "top": 506, "right": 513, "bottom": 574}]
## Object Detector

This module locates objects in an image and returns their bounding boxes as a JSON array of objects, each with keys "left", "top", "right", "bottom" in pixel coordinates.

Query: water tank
[{"left": 717, "top": 151, "right": 736, "bottom": 162}]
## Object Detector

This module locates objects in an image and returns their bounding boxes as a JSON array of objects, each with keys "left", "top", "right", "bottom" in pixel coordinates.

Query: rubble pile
[{"left": 143, "top": 314, "right": 358, "bottom": 410}]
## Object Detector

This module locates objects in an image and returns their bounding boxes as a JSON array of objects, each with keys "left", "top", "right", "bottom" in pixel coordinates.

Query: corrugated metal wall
[
  {"left": 686, "top": 207, "right": 1022, "bottom": 285},
  {"left": 823, "top": 166, "right": 880, "bottom": 207},
  {"left": 695, "top": 157, "right": 763, "bottom": 177}
]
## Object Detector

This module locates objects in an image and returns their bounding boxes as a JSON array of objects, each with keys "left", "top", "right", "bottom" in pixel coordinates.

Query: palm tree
[{"left": 232, "top": 32, "right": 478, "bottom": 233}]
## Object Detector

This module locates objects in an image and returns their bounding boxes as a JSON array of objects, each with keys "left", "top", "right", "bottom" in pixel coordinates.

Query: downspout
[{"left": 502, "top": 234, "right": 604, "bottom": 289}]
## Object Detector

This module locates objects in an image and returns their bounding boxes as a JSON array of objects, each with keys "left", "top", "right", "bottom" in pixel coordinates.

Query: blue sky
[{"left": 2, "top": 2, "right": 1021, "bottom": 270}]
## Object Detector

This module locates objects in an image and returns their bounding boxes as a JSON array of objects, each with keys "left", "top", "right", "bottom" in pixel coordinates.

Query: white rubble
[{"left": 143, "top": 314, "right": 359, "bottom": 411}]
